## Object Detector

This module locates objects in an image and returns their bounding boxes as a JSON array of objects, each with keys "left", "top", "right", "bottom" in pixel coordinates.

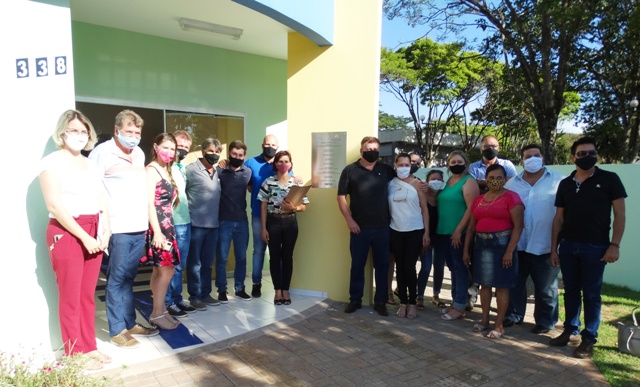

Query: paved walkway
[{"left": 96, "top": 296, "right": 609, "bottom": 386}]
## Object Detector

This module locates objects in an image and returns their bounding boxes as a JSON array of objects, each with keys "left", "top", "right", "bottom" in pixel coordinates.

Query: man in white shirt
[
  {"left": 89, "top": 110, "right": 158, "bottom": 348},
  {"left": 503, "top": 144, "right": 565, "bottom": 334}
]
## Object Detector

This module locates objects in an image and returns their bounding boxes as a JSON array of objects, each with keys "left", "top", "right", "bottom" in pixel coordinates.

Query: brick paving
[{"left": 95, "top": 295, "right": 609, "bottom": 386}]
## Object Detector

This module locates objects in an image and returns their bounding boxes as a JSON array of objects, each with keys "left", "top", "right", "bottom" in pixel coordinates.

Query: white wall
[{"left": 0, "top": 0, "right": 75, "bottom": 354}]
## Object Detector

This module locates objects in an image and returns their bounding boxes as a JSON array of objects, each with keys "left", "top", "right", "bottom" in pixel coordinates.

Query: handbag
[{"left": 618, "top": 306, "right": 640, "bottom": 356}]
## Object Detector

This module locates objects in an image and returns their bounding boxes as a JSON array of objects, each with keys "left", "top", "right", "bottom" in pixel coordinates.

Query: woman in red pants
[{"left": 40, "top": 110, "right": 111, "bottom": 370}]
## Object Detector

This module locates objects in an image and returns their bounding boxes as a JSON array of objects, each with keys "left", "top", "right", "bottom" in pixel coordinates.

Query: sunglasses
[{"left": 575, "top": 150, "right": 597, "bottom": 158}]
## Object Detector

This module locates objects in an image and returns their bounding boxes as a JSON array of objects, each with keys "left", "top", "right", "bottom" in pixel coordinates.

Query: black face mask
[
  {"left": 263, "top": 146, "right": 277, "bottom": 159},
  {"left": 575, "top": 155, "right": 597, "bottom": 171},
  {"left": 204, "top": 153, "right": 219, "bottom": 165},
  {"left": 362, "top": 150, "right": 379, "bottom": 163},
  {"left": 482, "top": 148, "right": 498, "bottom": 161},
  {"left": 229, "top": 156, "right": 244, "bottom": 168},
  {"left": 177, "top": 149, "right": 188, "bottom": 161},
  {"left": 449, "top": 164, "right": 466, "bottom": 175},
  {"left": 410, "top": 164, "right": 419, "bottom": 174}
]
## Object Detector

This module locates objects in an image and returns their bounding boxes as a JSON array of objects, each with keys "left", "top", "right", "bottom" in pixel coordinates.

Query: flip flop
[
  {"left": 472, "top": 323, "right": 490, "bottom": 333},
  {"left": 487, "top": 330, "right": 503, "bottom": 339}
]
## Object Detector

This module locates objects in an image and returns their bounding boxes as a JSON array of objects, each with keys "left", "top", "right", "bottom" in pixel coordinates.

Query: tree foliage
[{"left": 379, "top": 111, "right": 412, "bottom": 131}]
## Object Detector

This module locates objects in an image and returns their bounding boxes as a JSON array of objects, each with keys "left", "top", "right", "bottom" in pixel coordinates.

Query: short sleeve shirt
[
  {"left": 337, "top": 160, "right": 395, "bottom": 228},
  {"left": 216, "top": 164, "right": 252, "bottom": 222},
  {"left": 555, "top": 167, "right": 627, "bottom": 243},
  {"left": 186, "top": 159, "right": 221, "bottom": 228},
  {"left": 258, "top": 176, "right": 309, "bottom": 214},
  {"left": 469, "top": 158, "right": 517, "bottom": 180},
  {"left": 471, "top": 190, "right": 523, "bottom": 233}
]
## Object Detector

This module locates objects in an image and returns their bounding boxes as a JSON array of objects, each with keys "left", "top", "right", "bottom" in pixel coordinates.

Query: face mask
[
  {"left": 156, "top": 148, "right": 175, "bottom": 164},
  {"left": 204, "top": 153, "right": 219, "bottom": 165},
  {"left": 482, "top": 148, "right": 498, "bottom": 161},
  {"left": 362, "top": 150, "right": 379, "bottom": 163},
  {"left": 523, "top": 156, "right": 543, "bottom": 173},
  {"left": 428, "top": 180, "right": 445, "bottom": 191},
  {"left": 486, "top": 179, "right": 505, "bottom": 191},
  {"left": 410, "top": 164, "right": 419, "bottom": 174},
  {"left": 116, "top": 130, "right": 140, "bottom": 150},
  {"left": 575, "top": 155, "right": 597, "bottom": 171},
  {"left": 65, "top": 133, "right": 88, "bottom": 152},
  {"left": 229, "top": 156, "right": 244, "bottom": 168},
  {"left": 396, "top": 166, "right": 411, "bottom": 179},
  {"left": 449, "top": 164, "right": 466, "bottom": 175},
  {"left": 263, "top": 146, "right": 277, "bottom": 159},
  {"left": 177, "top": 149, "right": 188, "bottom": 161},
  {"left": 276, "top": 163, "right": 291, "bottom": 174}
]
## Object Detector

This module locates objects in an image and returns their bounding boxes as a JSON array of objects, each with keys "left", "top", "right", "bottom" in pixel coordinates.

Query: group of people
[
  {"left": 338, "top": 135, "right": 626, "bottom": 359},
  {"left": 40, "top": 109, "right": 308, "bottom": 369}
]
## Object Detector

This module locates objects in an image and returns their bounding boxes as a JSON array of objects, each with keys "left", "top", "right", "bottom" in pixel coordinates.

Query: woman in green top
[{"left": 435, "top": 150, "right": 480, "bottom": 320}]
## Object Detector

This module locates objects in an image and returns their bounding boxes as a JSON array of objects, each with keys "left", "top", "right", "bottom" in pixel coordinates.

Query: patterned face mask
[{"left": 486, "top": 179, "right": 505, "bottom": 191}]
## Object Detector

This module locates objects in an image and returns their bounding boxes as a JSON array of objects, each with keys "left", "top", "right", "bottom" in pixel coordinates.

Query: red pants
[{"left": 46, "top": 214, "right": 102, "bottom": 355}]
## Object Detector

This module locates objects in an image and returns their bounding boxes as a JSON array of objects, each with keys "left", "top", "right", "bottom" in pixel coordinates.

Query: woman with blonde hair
[
  {"left": 142, "top": 133, "right": 181, "bottom": 330},
  {"left": 40, "top": 110, "right": 111, "bottom": 369}
]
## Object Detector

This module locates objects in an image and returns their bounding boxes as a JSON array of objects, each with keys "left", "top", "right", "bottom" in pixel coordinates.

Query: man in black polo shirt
[
  {"left": 215, "top": 140, "right": 253, "bottom": 302},
  {"left": 549, "top": 137, "right": 626, "bottom": 358},
  {"left": 337, "top": 136, "right": 395, "bottom": 316}
]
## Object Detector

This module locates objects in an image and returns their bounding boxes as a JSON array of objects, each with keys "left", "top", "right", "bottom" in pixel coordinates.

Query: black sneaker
[
  {"left": 167, "top": 304, "right": 187, "bottom": 318},
  {"left": 218, "top": 292, "right": 229, "bottom": 304},
  {"left": 251, "top": 283, "right": 262, "bottom": 298},
  {"left": 176, "top": 300, "right": 196, "bottom": 314},
  {"left": 235, "top": 290, "right": 252, "bottom": 301},
  {"left": 373, "top": 303, "right": 389, "bottom": 316},
  {"left": 574, "top": 338, "right": 595, "bottom": 358},
  {"left": 344, "top": 301, "right": 362, "bottom": 313}
]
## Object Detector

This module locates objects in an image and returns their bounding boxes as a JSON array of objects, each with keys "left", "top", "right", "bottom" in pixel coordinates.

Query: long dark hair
[{"left": 151, "top": 133, "right": 180, "bottom": 208}]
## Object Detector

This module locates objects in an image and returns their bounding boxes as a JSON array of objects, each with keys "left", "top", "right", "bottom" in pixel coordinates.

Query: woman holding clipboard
[{"left": 258, "top": 151, "right": 310, "bottom": 305}]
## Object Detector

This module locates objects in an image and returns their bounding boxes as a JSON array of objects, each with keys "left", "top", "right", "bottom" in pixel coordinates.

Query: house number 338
[{"left": 16, "top": 56, "right": 67, "bottom": 78}]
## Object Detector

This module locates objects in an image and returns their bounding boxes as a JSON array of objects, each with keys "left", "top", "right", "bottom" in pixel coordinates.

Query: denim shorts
[{"left": 473, "top": 230, "right": 517, "bottom": 288}]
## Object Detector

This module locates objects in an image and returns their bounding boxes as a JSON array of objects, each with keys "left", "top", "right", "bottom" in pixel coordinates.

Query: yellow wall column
[{"left": 287, "top": 1, "right": 383, "bottom": 304}]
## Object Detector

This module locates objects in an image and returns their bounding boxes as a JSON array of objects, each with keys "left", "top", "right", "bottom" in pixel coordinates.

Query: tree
[
  {"left": 380, "top": 37, "right": 497, "bottom": 164},
  {"left": 379, "top": 111, "right": 412, "bottom": 131},
  {"left": 384, "top": 0, "right": 594, "bottom": 164}
]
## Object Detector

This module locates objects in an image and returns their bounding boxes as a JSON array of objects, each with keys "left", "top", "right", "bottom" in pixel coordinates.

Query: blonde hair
[
  {"left": 446, "top": 150, "right": 471, "bottom": 176},
  {"left": 52, "top": 110, "right": 98, "bottom": 151}
]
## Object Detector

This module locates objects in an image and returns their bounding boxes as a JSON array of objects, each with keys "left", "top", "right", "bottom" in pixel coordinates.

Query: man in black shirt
[
  {"left": 549, "top": 137, "right": 626, "bottom": 358},
  {"left": 337, "top": 136, "right": 395, "bottom": 316}
]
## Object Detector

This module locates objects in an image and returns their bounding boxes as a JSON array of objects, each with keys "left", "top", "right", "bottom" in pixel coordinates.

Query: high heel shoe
[
  {"left": 282, "top": 290, "right": 291, "bottom": 305},
  {"left": 274, "top": 298, "right": 283, "bottom": 305},
  {"left": 149, "top": 313, "right": 178, "bottom": 330}
]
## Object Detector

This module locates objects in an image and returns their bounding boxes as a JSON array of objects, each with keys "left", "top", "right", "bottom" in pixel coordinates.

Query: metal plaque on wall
[{"left": 311, "top": 132, "right": 347, "bottom": 188}]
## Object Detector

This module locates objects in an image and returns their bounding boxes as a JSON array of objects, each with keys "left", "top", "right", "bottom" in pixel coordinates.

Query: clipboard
[{"left": 285, "top": 185, "right": 311, "bottom": 206}]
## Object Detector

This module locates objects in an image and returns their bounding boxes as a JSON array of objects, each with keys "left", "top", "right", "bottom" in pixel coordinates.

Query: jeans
[
  {"left": 391, "top": 229, "right": 423, "bottom": 305},
  {"left": 349, "top": 226, "right": 390, "bottom": 305},
  {"left": 252, "top": 216, "right": 268, "bottom": 284},
  {"left": 105, "top": 231, "right": 145, "bottom": 337},
  {"left": 558, "top": 240, "right": 608, "bottom": 341},
  {"left": 166, "top": 223, "right": 190, "bottom": 305},
  {"left": 506, "top": 251, "right": 560, "bottom": 329},
  {"left": 187, "top": 226, "right": 218, "bottom": 301},
  {"left": 216, "top": 220, "right": 249, "bottom": 293},
  {"left": 434, "top": 234, "right": 468, "bottom": 310},
  {"left": 266, "top": 215, "right": 299, "bottom": 290},
  {"left": 418, "top": 241, "right": 445, "bottom": 298}
]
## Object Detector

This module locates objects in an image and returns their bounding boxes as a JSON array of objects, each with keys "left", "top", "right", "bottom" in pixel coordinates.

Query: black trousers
[
  {"left": 391, "top": 228, "right": 424, "bottom": 305},
  {"left": 266, "top": 215, "right": 299, "bottom": 291}
]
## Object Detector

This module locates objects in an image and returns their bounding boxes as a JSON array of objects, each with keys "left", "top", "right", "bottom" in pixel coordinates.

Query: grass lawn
[{"left": 559, "top": 283, "right": 640, "bottom": 387}]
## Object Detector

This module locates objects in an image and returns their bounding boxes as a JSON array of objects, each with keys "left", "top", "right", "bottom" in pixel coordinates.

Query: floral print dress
[{"left": 141, "top": 169, "right": 180, "bottom": 267}]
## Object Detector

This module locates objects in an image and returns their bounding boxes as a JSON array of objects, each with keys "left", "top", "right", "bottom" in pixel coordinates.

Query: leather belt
[{"left": 476, "top": 230, "right": 511, "bottom": 239}]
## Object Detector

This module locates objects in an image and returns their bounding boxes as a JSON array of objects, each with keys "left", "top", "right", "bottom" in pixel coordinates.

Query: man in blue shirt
[
  {"left": 503, "top": 144, "right": 565, "bottom": 334},
  {"left": 469, "top": 135, "right": 517, "bottom": 192}
]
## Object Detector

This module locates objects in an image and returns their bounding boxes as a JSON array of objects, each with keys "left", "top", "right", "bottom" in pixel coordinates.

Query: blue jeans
[
  {"left": 187, "top": 226, "right": 218, "bottom": 301},
  {"left": 349, "top": 226, "right": 390, "bottom": 305},
  {"left": 417, "top": 243, "right": 446, "bottom": 298},
  {"left": 216, "top": 220, "right": 249, "bottom": 293},
  {"left": 105, "top": 232, "right": 145, "bottom": 337},
  {"left": 166, "top": 223, "right": 190, "bottom": 305},
  {"left": 434, "top": 234, "right": 468, "bottom": 310},
  {"left": 251, "top": 216, "right": 267, "bottom": 284},
  {"left": 506, "top": 251, "right": 560, "bottom": 329},
  {"left": 558, "top": 240, "right": 608, "bottom": 341}
]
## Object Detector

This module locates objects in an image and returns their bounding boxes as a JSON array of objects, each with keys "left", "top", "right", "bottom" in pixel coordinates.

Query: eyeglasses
[
  {"left": 66, "top": 128, "right": 89, "bottom": 137},
  {"left": 575, "top": 150, "right": 597, "bottom": 158}
]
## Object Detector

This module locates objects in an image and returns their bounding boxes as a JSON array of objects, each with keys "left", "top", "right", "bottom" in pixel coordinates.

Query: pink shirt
[{"left": 472, "top": 190, "right": 523, "bottom": 233}]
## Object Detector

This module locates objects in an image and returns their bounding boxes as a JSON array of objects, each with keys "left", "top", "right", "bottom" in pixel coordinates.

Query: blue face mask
[{"left": 117, "top": 130, "right": 140, "bottom": 150}]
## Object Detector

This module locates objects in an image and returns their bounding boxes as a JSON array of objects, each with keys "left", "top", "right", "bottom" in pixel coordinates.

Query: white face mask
[
  {"left": 396, "top": 166, "right": 411, "bottom": 179},
  {"left": 117, "top": 130, "right": 140, "bottom": 150},
  {"left": 65, "top": 133, "right": 88, "bottom": 152},
  {"left": 523, "top": 156, "right": 544, "bottom": 173},
  {"left": 428, "top": 180, "right": 445, "bottom": 191}
]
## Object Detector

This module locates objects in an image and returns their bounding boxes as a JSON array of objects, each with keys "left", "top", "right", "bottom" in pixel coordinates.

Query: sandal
[
  {"left": 487, "top": 330, "right": 503, "bottom": 339},
  {"left": 397, "top": 304, "right": 407, "bottom": 318},
  {"left": 407, "top": 305, "right": 417, "bottom": 319},
  {"left": 87, "top": 350, "right": 112, "bottom": 364},
  {"left": 416, "top": 298, "right": 424, "bottom": 310},
  {"left": 388, "top": 292, "right": 396, "bottom": 305},
  {"left": 282, "top": 291, "right": 291, "bottom": 305},
  {"left": 274, "top": 298, "right": 283, "bottom": 305},
  {"left": 439, "top": 305, "right": 453, "bottom": 315},
  {"left": 432, "top": 296, "right": 446, "bottom": 308},
  {"left": 472, "top": 323, "right": 490, "bottom": 333},
  {"left": 150, "top": 313, "right": 178, "bottom": 330},
  {"left": 440, "top": 308, "right": 465, "bottom": 321}
]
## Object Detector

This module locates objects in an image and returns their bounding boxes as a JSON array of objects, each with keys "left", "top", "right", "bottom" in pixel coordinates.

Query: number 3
[{"left": 36, "top": 57, "right": 48, "bottom": 77}]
